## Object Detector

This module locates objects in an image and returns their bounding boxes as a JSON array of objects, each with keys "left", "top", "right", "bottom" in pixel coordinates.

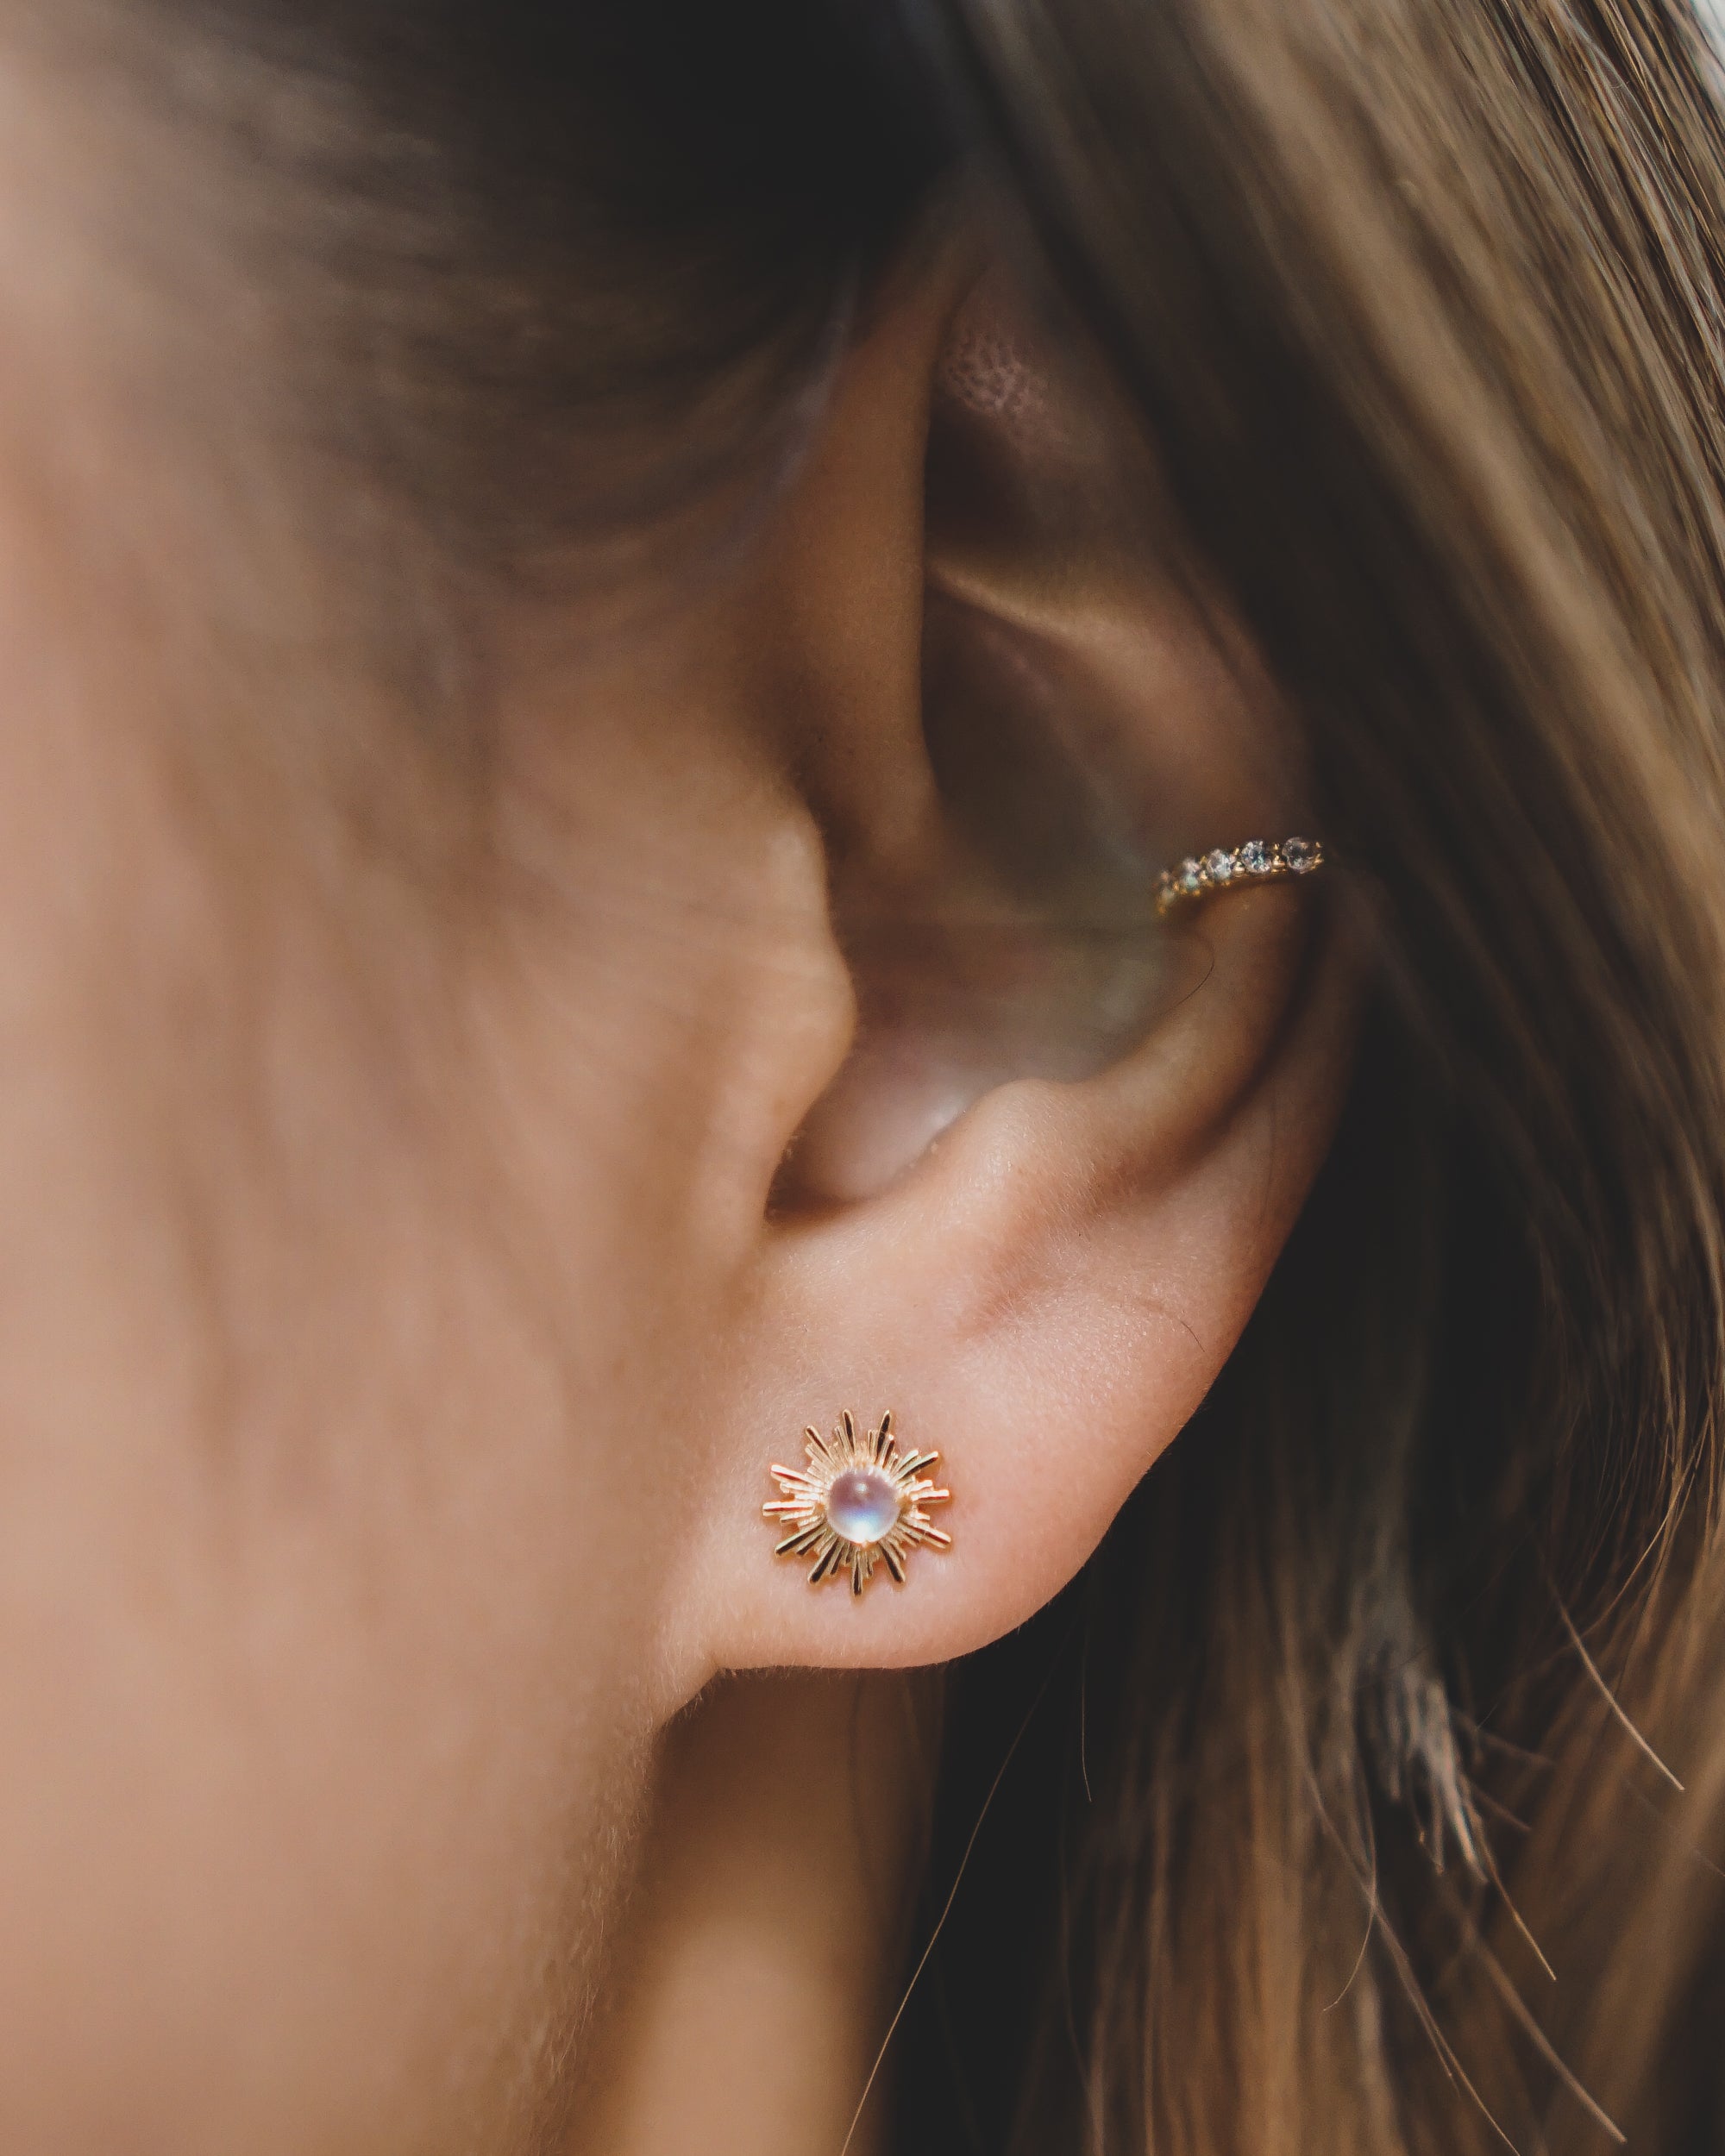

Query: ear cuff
[
  {"left": 764, "top": 1411, "right": 951, "bottom": 1597},
  {"left": 1154, "top": 836, "right": 1325, "bottom": 919}
]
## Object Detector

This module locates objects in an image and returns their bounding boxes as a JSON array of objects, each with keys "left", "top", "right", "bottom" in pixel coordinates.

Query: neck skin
[{"left": 564, "top": 1670, "right": 942, "bottom": 2156}]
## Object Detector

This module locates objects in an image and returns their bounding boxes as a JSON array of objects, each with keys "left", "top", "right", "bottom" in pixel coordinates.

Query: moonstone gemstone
[{"left": 825, "top": 1469, "right": 901, "bottom": 1545}]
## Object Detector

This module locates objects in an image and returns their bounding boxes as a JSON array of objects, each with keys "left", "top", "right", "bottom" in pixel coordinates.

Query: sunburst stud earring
[{"left": 764, "top": 1411, "right": 952, "bottom": 1596}]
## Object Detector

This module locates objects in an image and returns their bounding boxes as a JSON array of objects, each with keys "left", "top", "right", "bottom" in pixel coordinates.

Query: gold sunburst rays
[{"left": 764, "top": 1410, "right": 952, "bottom": 1596}]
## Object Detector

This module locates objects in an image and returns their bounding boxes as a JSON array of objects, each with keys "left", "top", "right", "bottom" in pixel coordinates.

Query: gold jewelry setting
[
  {"left": 1154, "top": 835, "right": 1326, "bottom": 919},
  {"left": 764, "top": 1411, "right": 952, "bottom": 1596}
]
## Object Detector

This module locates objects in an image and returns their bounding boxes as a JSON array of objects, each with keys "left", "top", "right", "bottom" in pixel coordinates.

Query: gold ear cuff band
[{"left": 1154, "top": 836, "right": 1326, "bottom": 919}]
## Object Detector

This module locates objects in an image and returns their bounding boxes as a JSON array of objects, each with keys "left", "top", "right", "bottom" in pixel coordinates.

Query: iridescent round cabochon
[{"left": 824, "top": 1468, "right": 900, "bottom": 1546}]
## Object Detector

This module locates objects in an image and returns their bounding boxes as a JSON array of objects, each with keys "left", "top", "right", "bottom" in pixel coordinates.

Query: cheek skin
[
  {"left": 0, "top": 498, "right": 809, "bottom": 2151},
  {"left": 0, "top": 54, "right": 869, "bottom": 2147}
]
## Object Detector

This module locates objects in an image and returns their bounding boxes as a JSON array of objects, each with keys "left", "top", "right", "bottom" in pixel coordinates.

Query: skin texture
[{"left": 0, "top": 41, "right": 1360, "bottom": 2156}]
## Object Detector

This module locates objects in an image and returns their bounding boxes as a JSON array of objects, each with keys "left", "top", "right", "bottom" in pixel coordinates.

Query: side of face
[{"left": 0, "top": 41, "right": 1358, "bottom": 2153}]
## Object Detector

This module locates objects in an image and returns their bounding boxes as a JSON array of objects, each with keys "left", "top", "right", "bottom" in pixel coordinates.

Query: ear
[{"left": 668, "top": 253, "right": 1362, "bottom": 1685}]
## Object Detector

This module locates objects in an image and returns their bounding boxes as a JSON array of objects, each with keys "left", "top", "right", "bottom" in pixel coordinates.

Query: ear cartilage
[
  {"left": 763, "top": 1408, "right": 953, "bottom": 1597},
  {"left": 1153, "top": 836, "right": 1326, "bottom": 920}
]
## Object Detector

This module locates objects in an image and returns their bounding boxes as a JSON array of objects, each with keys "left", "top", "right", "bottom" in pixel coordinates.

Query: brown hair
[
  {"left": 912, "top": 2, "right": 1725, "bottom": 2149},
  {"left": 127, "top": 0, "right": 1725, "bottom": 2143}
]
